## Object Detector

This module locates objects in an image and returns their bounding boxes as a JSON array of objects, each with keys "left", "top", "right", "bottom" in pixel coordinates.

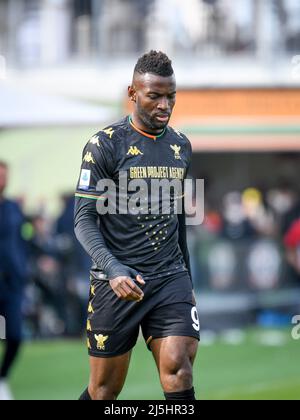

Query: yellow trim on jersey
[{"left": 75, "top": 193, "right": 106, "bottom": 201}]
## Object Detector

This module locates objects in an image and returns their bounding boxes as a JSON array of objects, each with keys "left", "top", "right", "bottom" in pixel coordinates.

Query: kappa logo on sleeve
[
  {"left": 89, "top": 136, "right": 100, "bottom": 147},
  {"left": 100, "top": 128, "right": 115, "bottom": 139},
  {"left": 83, "top": 152, "right": 96, "bottom": 165}
]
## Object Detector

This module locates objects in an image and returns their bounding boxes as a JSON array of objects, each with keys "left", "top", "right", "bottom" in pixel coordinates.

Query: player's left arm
[
  {"left": 178, "top": 136, "right": 194, "bottom": 291},
  {"left": 178, "top": 208, "right": 192, "bottom": 282}
]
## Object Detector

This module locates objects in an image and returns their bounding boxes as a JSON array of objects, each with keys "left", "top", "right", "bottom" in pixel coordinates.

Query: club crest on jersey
[
  {"left": 94, "top": 334, "right": 109, "bottom": 351},
  {"left": 171, "top": 145, "right": 182, "bottom": 160},
  {"left": 127, "top": 146, "right": 144, "bottom": 157},
  {"left": 83, "top": 151, "right": 96, "bottom": 165}
]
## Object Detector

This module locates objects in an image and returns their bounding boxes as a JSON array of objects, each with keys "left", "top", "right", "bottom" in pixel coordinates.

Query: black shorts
[{"left": 86, "top": 271, "right": 200, "bottom": 358}]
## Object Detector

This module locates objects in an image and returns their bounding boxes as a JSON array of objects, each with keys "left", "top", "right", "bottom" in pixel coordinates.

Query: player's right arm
[{"left": 74, "top": 133, "right": 145, "bottom": 302}]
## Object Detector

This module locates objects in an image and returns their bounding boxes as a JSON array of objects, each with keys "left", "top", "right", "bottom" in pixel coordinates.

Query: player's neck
[{"left": 130, "top": 115, "right": 165, "bottom": 136}]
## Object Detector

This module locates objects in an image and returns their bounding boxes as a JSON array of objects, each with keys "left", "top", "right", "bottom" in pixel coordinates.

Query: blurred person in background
[
  {"left": 268, "top": 180, "right": 300, "bottom": 282},
  {"left": 29, "top": 215, "right": 65, "bottom": 337},
  {"left": 282, "top": 185, "right": 300, "bottom": 281},
  {"left": 221, "top": 188, "right": 277, "bottom": 241},
  {"left": 221, "top": 191, "right": 257, "bottom": 241},
  {"left": 0, "top": 161, "right": 28, "bottom": 400},
  {"left": 284, "top": 218, "right": 300, "bottom": 276},
  {"left": 241, "top": 188, "right": 277, "bottom": 237},
  {"left": 267, "top": 180, "right": 300, "bottom": 230},
  {"left": 56, "top": 195, "right": 90, "bottom": 336}
]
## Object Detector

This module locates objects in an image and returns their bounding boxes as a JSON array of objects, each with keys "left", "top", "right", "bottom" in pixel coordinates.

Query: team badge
[
  {"left": 127, "top": 146, "right": 144, "bottom": 157},
  {"left": 94, "top": 334, "right": 109, "bottom": 351},
  {"left": 171, "top": 145, "right": 182, "bottom": 160}
]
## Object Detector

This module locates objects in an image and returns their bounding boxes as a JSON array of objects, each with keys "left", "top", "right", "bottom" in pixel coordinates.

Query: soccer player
[
  {"left": 0, "top": 161, "right": 27, "bottom": 400},
  {"left": 75, "top": 51, "right": 200, "bottom": 401}
]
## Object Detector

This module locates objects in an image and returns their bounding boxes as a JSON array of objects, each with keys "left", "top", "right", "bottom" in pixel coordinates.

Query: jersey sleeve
[
  {"left": 185, "top": 135, "right": 193, "bottom": 177},
  {"left": 74, "top": 132, "right": 134, "bottom": 279},
  {"left": 75, "top": 133, "right": 115, "bottom": 200},
  {"left": 178, "top": 135, "right": 193, "bottom": 285}
]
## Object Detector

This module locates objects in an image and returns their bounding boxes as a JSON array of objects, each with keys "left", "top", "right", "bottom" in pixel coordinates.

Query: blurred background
[{"left": 0, "top": 0, "right": 300, "bottom": 400}]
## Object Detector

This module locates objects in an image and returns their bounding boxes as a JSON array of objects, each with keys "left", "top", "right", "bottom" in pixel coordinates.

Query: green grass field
[{"left": 2, "top": 329, "right": 299, "bottom": 400}]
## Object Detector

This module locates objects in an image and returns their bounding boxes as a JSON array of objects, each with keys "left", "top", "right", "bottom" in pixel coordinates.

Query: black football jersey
[{"left": 75, "top": 116, "right": 192, "bottom": 280}]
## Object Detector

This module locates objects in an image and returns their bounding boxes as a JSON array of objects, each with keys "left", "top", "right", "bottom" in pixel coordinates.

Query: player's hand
[{"left": 109, "top": 268, "right": 145, "bottom": 302}]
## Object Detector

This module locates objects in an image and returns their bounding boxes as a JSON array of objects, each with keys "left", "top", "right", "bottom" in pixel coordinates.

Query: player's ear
[{"left": 128, "top": 85, "right": 136, "bottom": 102}]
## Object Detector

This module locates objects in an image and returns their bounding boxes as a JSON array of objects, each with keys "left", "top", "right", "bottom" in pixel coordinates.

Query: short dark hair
[
  {"left": 0, "top": 161, "right": 8, "bottom": 169},
  {"left": 134, "top": 50, "right": 174, "bottom": 77}
]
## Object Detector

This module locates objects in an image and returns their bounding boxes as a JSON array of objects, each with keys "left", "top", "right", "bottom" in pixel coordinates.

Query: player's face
[
  {"left": 0, "top": 165, "right": 8, "bottom": 195},
  {"left": 130, "top": 73, "right": 176, "bottom": 132}
]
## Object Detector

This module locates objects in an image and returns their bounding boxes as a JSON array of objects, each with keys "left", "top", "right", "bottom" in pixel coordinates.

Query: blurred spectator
[
  {"left": 56, "top": 194, "right": 91, "bottom": 278},
  {"left": 28, "top": 215, "right": 65, "bottom": 337},
  {"left": 221, "top": 191, "right": 257, "bottom": 240},
  {"left": 56, "top": 195, "right": 90, "bottom": 336},
  {"left": 242, "top": 188, "right": 277, "bottom": 236},
  {"left": 284, "top": 219, "right": 300, "bottom": 275},
  {"left": 267, "top": 181, "right": 299, "bottom": 228},
  {"left": 0, "top": 161, "right": 28, "bottom": 400},
  {"left": 280, "top": 183, "right": 300, "bottom": 279},
  {"left": 220, "top": 188, "right": 277, "bottom": 241}
]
